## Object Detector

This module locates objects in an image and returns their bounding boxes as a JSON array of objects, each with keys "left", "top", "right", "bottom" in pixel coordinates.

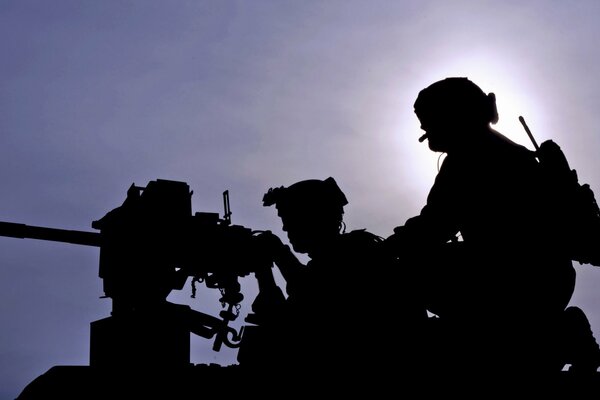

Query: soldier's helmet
[
  {"left": 262, "top": 177, "right": 348, "bottom": 220},
  {"left": 414, "top": 77, "right": 499, "bottom": 126}
]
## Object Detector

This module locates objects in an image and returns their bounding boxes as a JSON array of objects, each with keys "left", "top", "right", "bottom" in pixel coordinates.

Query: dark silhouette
[
  {"left": 9, "top": 179, "right": 271, "bottom": 398},
  {"left": 385, "top": 77, "right": 600, "bottom": 387},
  {"left": 237, "top": 177, "right": 418, "bottom": 389},
  {"left": 519, "top": 115, "right": 600, "bottom": 268},
  {"left": 5, "top": 84, "right": 600, "bottom": 397}
]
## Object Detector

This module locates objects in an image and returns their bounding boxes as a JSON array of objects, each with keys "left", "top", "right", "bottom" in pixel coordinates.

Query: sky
[{"left": 1, "top": 0, "right": 600, "bottom": 397}]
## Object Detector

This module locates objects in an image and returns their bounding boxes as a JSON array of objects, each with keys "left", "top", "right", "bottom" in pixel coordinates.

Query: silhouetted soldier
[
  {"left": 238, "top": 177, "right": 423, "bottom": 390},
  {"left": 385, "top": 77, "right": 600, "bottom": 384}
]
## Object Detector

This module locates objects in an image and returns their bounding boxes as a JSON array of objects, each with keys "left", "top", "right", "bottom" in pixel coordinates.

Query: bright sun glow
[
  {"left": 423, "top": 50, "right": 545, "bottom": 149},
  {"left": 392, "top": 50, "right": 546, "bottom": 198}
]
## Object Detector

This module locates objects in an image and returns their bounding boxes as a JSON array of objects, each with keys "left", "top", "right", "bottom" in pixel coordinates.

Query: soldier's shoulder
[{"left": 341, "top": 229, "right": 385, "bottom": 246}]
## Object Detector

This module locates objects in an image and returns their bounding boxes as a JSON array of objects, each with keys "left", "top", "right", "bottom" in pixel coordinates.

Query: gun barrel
[{"left": 0, "top": 221, "right": 101, "bottom": 247}]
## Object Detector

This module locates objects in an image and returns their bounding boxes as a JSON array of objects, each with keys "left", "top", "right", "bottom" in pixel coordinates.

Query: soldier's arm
[{"left": 255, "top": 230, "right": 304, "bottom": 286}]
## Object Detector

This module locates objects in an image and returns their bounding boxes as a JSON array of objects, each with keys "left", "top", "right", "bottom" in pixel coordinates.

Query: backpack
[{"left": 521, "top": 117, "right": 600, "bottom": 266}]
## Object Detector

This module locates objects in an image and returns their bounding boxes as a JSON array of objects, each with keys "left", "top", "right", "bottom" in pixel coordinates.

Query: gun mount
[{"left": 0, "top": 179, "right": 272, "bottom": 369}]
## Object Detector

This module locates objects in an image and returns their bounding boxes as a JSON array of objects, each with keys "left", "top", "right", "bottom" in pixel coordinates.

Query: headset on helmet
[
  {"left": 414, "top": 77, "right": 499, "bottom": 125},
  {"left": 262, "top": 177, "right": 348, "bottom": 216}
]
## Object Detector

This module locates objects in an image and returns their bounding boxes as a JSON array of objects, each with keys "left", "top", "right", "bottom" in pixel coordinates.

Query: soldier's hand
[{"left": 255, "top": 230, "right": 287, "bottom": 264}]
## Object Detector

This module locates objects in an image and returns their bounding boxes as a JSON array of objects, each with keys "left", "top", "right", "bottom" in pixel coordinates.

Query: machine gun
[{"left": 0, "top": 179, "right": 273, "bottom": 367}]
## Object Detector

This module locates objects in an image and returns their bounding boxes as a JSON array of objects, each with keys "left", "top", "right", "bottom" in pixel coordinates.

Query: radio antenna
[{"left": 518, "top": 116, "right": 540, "bottom": 152}]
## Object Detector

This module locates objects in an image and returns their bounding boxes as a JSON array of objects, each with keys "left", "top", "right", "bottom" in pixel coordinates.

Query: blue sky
[{"left": 2, "top": 1, "right": 600, "bottom": 397}]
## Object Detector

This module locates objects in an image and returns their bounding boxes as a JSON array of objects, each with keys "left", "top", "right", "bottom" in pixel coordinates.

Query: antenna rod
[{"left": 519, "top": 116, "right": 540, "bottom": 152}]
